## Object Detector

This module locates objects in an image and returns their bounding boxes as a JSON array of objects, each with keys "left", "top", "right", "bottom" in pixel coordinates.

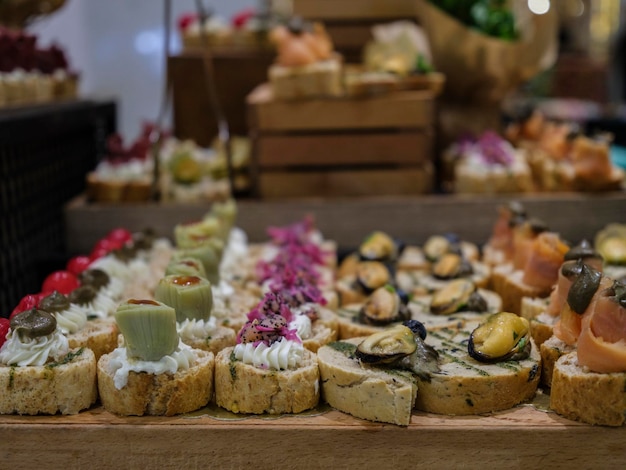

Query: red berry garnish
[
  {"left": 0, "top": 318, "right": 10, "bottom": 348},
  {"left": 178, "top": 12, "right": 198, "bottom": 31},
  {"left": 106, "top": 228, "right": 133, "bottom": 245},
  {"left": 41, "top": 270, "right": 80, "bottom": 295},
  {"left": 10, "top": 293, "right": 45, "bottom": 319},
  {"left": 66, "top": 255, "right": 91, "bottom": 275}
]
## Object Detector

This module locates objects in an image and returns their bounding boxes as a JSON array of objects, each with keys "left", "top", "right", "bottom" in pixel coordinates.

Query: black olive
[
  {"left": 10, "top": 309, "right": 57, "bottom": 339},
  {"left": 567, "top": 263, "right": 602, "bottom": 314},
  {"left": 403, "top": 319, "right": 427, "bottom": 341},
  {"left": 79, "top": 269, "right": 111, "bottom": 289},
  {"left": 69, "top": 285, "right": 98, "bottom": 306},
  {"left": 564, "top": 240, "right": 601, "bottom": 262},
  {"left": 38, "top": 291, "right": 70, "bottom": 313}
]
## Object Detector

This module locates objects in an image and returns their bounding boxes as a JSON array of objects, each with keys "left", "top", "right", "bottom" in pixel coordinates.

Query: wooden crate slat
[
  {"left": 256, "top": 131, "right": 432, "bottom": 167},
  {"left": 248, "top": 84, "right": 435, "bottom": 131},
  {"left": 258, "top": 164, "right": 434, "bottom": 198},
  {"left": 325, "top": 23, "right": 375, "bottom": 50},
  {"left": 291, "top": 0, "right": 417, "bottom": 20}
]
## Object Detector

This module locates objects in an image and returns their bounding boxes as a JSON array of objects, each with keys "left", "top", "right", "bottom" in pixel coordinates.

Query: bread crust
[
  {"left": 415, "top": 327, "right": 541, "bottom": 415},
  {"left": 317, "top": 338, "right": 418, "bottom": 426},
  {"left": 68, "top": 318, "right": 119, "bottom": 360},
  {"left": 539, "top": 335, "right": 574, "bottom": 388},
  {"left": 0, "top": 348, "right": 97, "bottom": 415},
  {"left": 97, "top": 349, "right": 214, "bottom": 416},
  {"left": 492, "top": 269, "right": 551, "bottom": 315},
  {"left": 550, "top": 352, "right": 626, "bottom": 426},
  {"left": 302, "top": 307, "right": 339, "bottom": 353},
  {"left": 214, "top": 346, "right": 319, "bottom": 414}
]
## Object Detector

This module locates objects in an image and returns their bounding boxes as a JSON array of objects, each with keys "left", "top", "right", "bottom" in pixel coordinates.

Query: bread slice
[
  {"left": 550, "top": 351, "right": 626, "bottom": 426},
  {"left": 269, "top": 56, "right": 343, "bottom": 100},
  {"left": 539, "top": 335, "right": 574, "bottom": 388},
  {"left": 97, "top": 349, "right": 214, "bottom": 416},
  {"left": 214, "top": 346, "right": 319, "bottom": 414},
  {"left": 520, "top": 296, "right": 554, "bottom": 347},
  {"left": 415, "top": 325, "right": 541, "bottom": 415},
  {"left": 0, "top": 347, "right": 97, "bottom": 415},
  {"left": 492, "top": 269, "right": 552, "bottom": 315},
  {"left": 302, "top": 307, "right": 339, "bottom": 353},
  {"left": 317, "top": 338, "right": 418, "bottom": 426},
  {"left": 68, "top": 318, "right": 119, "bottom": 360},
  {"left": 179, "top": 324, "right": 237, "bottom": 355}
]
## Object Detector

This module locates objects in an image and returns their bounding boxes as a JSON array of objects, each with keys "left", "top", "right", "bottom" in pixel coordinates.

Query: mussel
[
  {"left": 430, "top": 279, "right": 487, "bottom": 316},
  {"left": 468, "top": 312, "right": 531, "bottom": 363},
  {"left": 423, "top": 235, "right": 452, "bottom": 262},
  {"left": 355, "top": 261, "right": 391, "bottom": 294},
  {"left": 355, "top": 324, "right": 417, "bottom": 364},
  {"left": 359, "top": 285, "right": 410, "bottom": 326},
  {"left": 359, "top": 231, "right": 398, "bottom": 262},
  {"left": 595, "top": 224, "right": 626, "bottom": 265},
  {"left": 432, "top": 253, "right": 473, "bottom": 280},
  {"left": 564, "top": 240, "right": 603, "bottom": 270}
]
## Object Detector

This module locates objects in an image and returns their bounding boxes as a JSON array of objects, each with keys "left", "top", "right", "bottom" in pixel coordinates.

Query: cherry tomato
[
  {"left": 10, "top": 293, "right": 45, "bottom": 319},
  {"left": 106, "top": 228, "right": 133, "bottom": 246},
  {"left": 0, "top": 318, "right": 10, "bottom": 348},
  {"left": 66, "top": 255, "right": 91, "bottom": 275},
  {"left": 41, "top": 270, "right": 80, "bottom": 295}
]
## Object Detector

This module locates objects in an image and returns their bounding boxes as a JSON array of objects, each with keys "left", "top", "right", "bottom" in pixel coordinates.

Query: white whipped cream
[
  {"left": 289, "top": 313, "right": 312, "bottom": 340},
  {"left": 73, "top": 291, "right": 118, "bottom": 319},
  {"left": 234, "top": 338, "right": 304, "bottom": 370},
  {"left": 219, "top": 227, "right": 249, "bottom": 279},
  {"left": 55, "top": 304, "right": 88, "bottom": 334},
  {"left": 211, "top": 280, "right": 236, "bottom": 321},
  {"left": 0, "top": 329, "right": 70, "bottom": 367},
  {"left": 106, "top": 340, "right": 196, "bottom": 390},
  {"left": 177, "top": 318, "right": 217, "bottom": 341},
  {"left": 90, "top": 255, "right": 132, "bottom": 282}
]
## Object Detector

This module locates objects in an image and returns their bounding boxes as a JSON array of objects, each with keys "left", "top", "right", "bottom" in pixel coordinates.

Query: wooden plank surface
[
  {"left": 256, "top": 131, "right": 432, "bottom": 167},
  {"left": 247, "top": 84, "right": 435, "bottom": 131},
  {"left": 258, "top": 165, "right": 433, "bottom": 198},
  {"left": 64, "top": 192, "right": 626, "bottom": 256},
  {"left": 291, "top": 0, "right": 418, "bottom": 20},
  {"left": 1, "top": 404, "right": 625, "bottom": 469}
]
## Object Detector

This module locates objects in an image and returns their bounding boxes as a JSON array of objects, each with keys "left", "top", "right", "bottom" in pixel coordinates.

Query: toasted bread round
[
  {"left": 97, "top": 349, "right": 214, "bottom": 416},
  {"left": 550, "top": 352, "right": 626, "bottom": 426},
  {"left": 539, "top": 335, "right": 574, "bottom": 388},
  {"left": 302, "top": 307, "right": 339, "bottom": 353},
  {"left": 415, "top": 325, "right": 541, "bottom": 415},
  {"left": 68, "top": 318, "right": 119, "bottom": 360},
  {"left": 214, "top": 346, "right": 319, "bottom": 414},
  {"left": 0, "top": 347, "right": 97, "bottom": 415},
  {"left": 492, "top": 268, "right": 552, "bottom": 315},
  {"left": 179, "top": 324, "right": 237, "bottom": 355},
  {"left": 317, "top": 338, "right": 418, "bottom": 426}
]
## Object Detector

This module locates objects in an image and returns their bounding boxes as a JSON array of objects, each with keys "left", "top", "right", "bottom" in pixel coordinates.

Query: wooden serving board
[
  {"left": 1, "top": 402, "right": 625, "bottom": 468},
  {"left": 290, "top": 0, "right": 418, "bottom": 21}
]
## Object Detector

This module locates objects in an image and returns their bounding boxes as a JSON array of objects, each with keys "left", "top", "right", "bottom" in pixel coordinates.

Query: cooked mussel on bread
[
  {"left": 358, "top": 285, "right": 411, "bottom": 326},
  {"left": 468, "top": 312, "right": 531, "bottom": 363},
  {"left": 358, "top": 230, "right": 401, "bottom": 263},
  {"left": 429, "top": 279, "right": 488, "bottom": 316}
]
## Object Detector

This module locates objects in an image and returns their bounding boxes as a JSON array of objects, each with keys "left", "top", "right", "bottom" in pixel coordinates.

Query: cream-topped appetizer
[
  {"left": 0, "top": 308, "right": 97, "bottom": 415},
  {"left": 97, "top": 299, "right": 214, "bottom": 416},
  {"left": 214, "top": 292, "right": 320, "bottom": 414}
]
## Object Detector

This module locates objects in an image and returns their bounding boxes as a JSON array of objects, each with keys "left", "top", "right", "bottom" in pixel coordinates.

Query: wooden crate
[
  {"left": 289, "top": 0, "right": 420, "bottom": 62},
  {"left": 247, "top": 83, "right": 435, "bottom": 198}
]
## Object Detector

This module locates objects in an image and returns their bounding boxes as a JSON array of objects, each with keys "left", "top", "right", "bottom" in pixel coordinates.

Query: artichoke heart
[
  {"left": 430, "top": 279, "right": 476, "bottom": 316},
  {"left": 208, "top": 198, "right": 238, "bottom": 234},
  {"left": 468, "top": 312, "right": 531, "bottom": 363},
  {"left": 172, "top": 239, "right": 224, "bottom": 285},
  {"left": 115, "top": 299, "right": 180, "bottom": 361},
  {"left": 359, "top": 231, "right": 397, "bottom": 262},
  {"left": 165, "top": 257, "right": 208, "bottom": 278},
  {"left": 356, "top": 324, "right": 417, "bottom": 364},
  {"left": 154, "top": 275, "right": 213, "bottom": 323}
]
